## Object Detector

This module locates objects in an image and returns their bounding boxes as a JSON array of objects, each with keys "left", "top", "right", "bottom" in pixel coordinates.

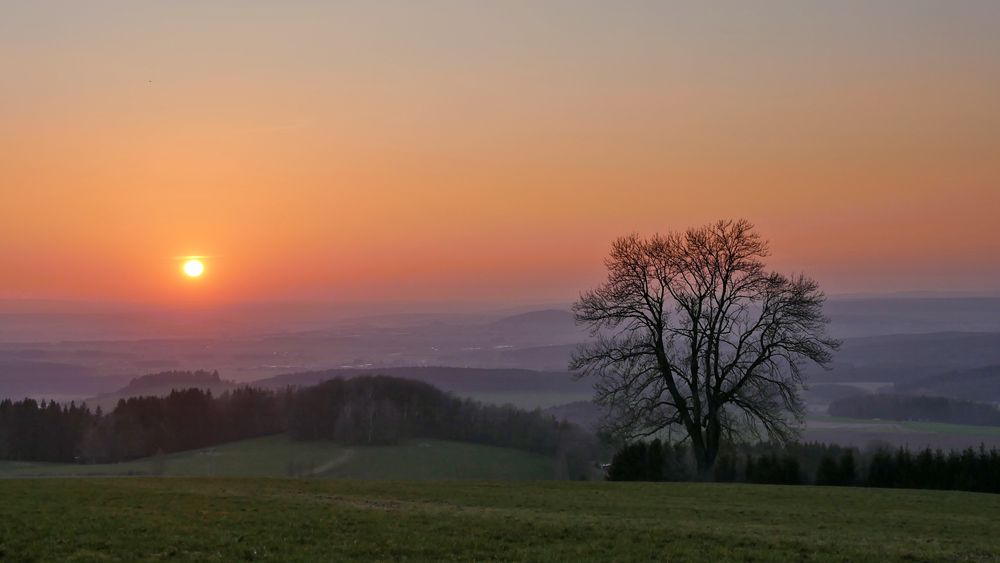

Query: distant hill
[
  {"left": 824, "top": 297, "right": 1000, "bottom": 338},
  {"left": 0, "top": 358, "right": 127, "bottom": 399},
  {"left": 84, "top": 370, "right": 239, "bottom": 411},
  {"left": 896, "top": 366, "right": 1000, "bottom": 403},
  {"left": 489, "top": 309, "right": 575, "bottom": 332},
  {"left": 475, "top": 309, "right": 583, "bottom": 349},
  {"left": 7, "top": 299, "right": 1000, "bottom": 402},
  {"left": 441, "top": 343, "right": 578, "bottom": 371},
  {"left": 254, "top": 366, "right": 590, "bottom": 396},
  {"left": 809, "top": 332, "right": 1000, "bottom": 384},
  {"left": 121, "top": 370, "right": 230, "bottom": 393}
]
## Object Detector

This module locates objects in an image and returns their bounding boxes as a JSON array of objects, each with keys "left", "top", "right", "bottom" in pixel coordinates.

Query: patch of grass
[
  {"left": 811, "top": 415, "right": 1000, "bottom": 437},
  {"left": 898, "top": 420, "right": 1000, "bottom": 436},
  {"left": 322, "top": 440, "right": 557, "bottom": 480},
  {"left": 1, "top": 479, "right": 998, "bottom": 561},
  {"left": 461, "top": 391, "right": 594, "bottom": 409},
  {"left": 0, "top": 436, "right": 557, "bottom": 480}
]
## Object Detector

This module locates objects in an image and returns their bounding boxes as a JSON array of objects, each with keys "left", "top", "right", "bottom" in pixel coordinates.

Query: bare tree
[{"left": 571, "top": 219, "right": 839, "bottom": 475}]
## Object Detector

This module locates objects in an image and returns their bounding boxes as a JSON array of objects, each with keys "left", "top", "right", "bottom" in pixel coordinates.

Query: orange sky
[{"left": 2, "top": 1, "right": 998, "bottom": 304}]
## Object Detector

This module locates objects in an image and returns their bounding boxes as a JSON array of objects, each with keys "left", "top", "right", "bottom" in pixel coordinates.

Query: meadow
[
  {"left": 814, "top": 416, "right": 1000, "bottom": 436},
  {"left": 805, "top": 415, "right": 1000, "bottom": 450},
  {"left": 1, "top": 478, "right": 999, "bottom": 561}
]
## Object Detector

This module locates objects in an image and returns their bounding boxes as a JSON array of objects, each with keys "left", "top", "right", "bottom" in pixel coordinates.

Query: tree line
[
  {"left": 0, "top": 375, "right": 600, "bottom": 478},
  {"left": 828, "top": 393, "right": 1000, "bottom": 427},
  {"left": 0, "top": 387, "right": 289, "bottom": 463},
  {"left": 0, "top": 398, "right": 95, "bottom": 462},
  {"left": 606, "top": 439, "right": 1000, "bottom": 494},
  {"left": 82, "top": 387, "right": 284, "bottom": 462}
]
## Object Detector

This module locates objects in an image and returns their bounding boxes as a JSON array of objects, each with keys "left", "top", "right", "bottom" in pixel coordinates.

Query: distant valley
[{"left": 5, "top": 297, "right": 1000, "bottom": 450}]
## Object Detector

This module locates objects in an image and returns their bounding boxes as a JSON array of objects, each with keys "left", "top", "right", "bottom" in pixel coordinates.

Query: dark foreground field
[{"left": 1, "top": 479, "right": 998, "bottom": 562}]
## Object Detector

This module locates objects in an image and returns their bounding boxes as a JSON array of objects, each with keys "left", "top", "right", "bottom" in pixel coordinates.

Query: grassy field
[
  {"left": 804, "top": 415, "right": 1000, "bottom": 450},
  {"left": 0, "top": 436, "right": 557, "bottom": 480},
  {"left": 461, "top": 391, "right": 594, "bottom": 409},
  {"left": 1, "top": 478, "right": 999, "bottom": 561},
  {"left": 811, "top": 415, "right": 1000, "bottom": 436}
]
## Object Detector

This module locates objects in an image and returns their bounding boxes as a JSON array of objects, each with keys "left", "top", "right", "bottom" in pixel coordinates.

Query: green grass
[
  {"left": 810, "top": 415, "right": 1000, "bottom": 437},
  {"left": 1, "top": 479, "right": 998, "bottom": 561},
  {"left": 899, "top": 420, "right": 1000, "bottom": 436},
  {"left": 462, "top": 391, "right": 594, "bottom": 409},
  {"left": 0, "top": 436, "right": 557, "bottom": 480}
]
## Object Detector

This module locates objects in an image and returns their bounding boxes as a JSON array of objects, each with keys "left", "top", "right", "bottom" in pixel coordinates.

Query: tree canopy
[{"left": 572, "top": 219, "right": 838, "bottom": 474}]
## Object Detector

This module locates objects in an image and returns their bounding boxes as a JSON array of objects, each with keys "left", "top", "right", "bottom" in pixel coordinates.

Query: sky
[{"left": 2, "top": 1, "right": 999, "bottom": 305}]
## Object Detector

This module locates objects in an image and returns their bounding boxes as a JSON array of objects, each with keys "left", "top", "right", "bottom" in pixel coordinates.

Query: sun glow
[{"left": 182, "top": 259, "right": 205, "bottom": 278}]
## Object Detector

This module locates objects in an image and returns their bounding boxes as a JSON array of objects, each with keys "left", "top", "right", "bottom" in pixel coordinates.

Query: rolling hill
[
  {"left": 0, "top": 358, "right": 126, "bottom": 400},
  {"left": 896, "top": 365, "right": 1000, "bottom": 403},
  {"left": 254, "top": 366, "right": 593, "bottom": 408},
  {"left": 808, "top": 331, "right": 1000, "bottom": 384},
  {"left": 80, "top": 370, "right": 240, "bottom": 412}
]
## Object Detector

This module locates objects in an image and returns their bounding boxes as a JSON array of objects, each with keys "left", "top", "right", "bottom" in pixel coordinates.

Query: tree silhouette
[{"left": 572, "top": 219, "right": 838, "bottom": 475}]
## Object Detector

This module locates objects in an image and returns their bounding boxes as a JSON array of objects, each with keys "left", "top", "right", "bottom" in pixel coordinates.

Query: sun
[{"left": 182, "top": 259, "right": 205, "bottom": 278}]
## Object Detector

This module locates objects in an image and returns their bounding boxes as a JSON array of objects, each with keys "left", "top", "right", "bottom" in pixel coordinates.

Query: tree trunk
[{"left": 693, "top": 413, "right": 722, "bottom": 479}]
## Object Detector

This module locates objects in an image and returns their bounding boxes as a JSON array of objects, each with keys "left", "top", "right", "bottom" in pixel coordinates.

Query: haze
[{"left": 3, "top": 1, "right": 999, "bottom": 305}]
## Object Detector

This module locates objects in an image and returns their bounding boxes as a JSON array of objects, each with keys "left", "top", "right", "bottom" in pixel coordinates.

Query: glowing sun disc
[{"left": 182, "top": 259, "right": 205, "bottom": 278}]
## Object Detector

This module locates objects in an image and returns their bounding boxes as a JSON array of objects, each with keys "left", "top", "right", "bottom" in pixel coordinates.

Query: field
[
  {"left": 0, "top": 436, "right": 557, "bottom": 480},
  {"left": 805, "top": 416, "right": 1000, "bottom": 450},
  {"left": 2, "top": 479, "right": 999, "bottom": 561},
  {"left": 462, "top": 390, "right": 594, "bottom": 409}
]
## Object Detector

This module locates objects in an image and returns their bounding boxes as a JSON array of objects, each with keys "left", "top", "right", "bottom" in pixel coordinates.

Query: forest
[
  {"left": 607, "top": 439, "right": 1000, "bottom": 494},
  {"left": 0, "top": 375, "right": 599, "bottom": 478},
  {"left": 828, "top": 393, "right": 1000, "bottom": 426}
]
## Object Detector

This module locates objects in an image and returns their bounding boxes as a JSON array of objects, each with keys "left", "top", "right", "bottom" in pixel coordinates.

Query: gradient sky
[{"left": 2, "top": 1, "right": 999, "bottom": 304}]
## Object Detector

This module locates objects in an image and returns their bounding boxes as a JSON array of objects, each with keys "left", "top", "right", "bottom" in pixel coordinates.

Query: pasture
[{"left": 1, "top": 479, "right": 998, "bottom": 561}]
